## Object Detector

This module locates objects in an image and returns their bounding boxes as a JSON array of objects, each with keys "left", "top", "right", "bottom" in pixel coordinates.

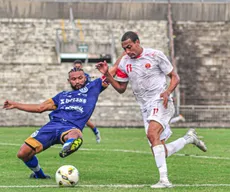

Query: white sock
[
  {"left": 170, "top": 116, "right": 181, "bottom": 124},
  {"left": 166, "top": 138, "right": 186, "bottom": 157},
  {"left": 152, "top": 145, "right": 168, "bottom": 181}
]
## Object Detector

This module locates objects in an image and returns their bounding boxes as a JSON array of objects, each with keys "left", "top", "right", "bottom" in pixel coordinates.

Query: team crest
[
  {"left": 79, "top": 87, "right": 88, "bottom": 93},
  {"left": 145, "top": 63, "right": 151, "bottom": 69}
]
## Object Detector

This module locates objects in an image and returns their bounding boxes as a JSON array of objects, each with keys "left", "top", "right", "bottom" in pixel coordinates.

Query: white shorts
[{"left": 141, "top": 100, "right": 175, "bottom": 145}]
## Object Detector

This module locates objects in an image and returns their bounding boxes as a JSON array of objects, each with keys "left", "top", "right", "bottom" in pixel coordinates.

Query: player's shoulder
[
  {"left": 88, "top": 77, "right": 102, "bottom": 85},
  {"left": 121, "top": 54, "right": 130, "bottom": 61},
  {"left": 119, "top": 54, "right": 131, "bottom": 66},
  {"left": 143, "top": 48, "right": 164, "bottom": 57},
  {"left": 53, "top": 90, "right": 70, "bottom": 99},
  {"left": 88, "top": 77, "right": 105, "bottom": 90},
  {"left": 59, "top": 90, "right": 69, "bottom": 94}
]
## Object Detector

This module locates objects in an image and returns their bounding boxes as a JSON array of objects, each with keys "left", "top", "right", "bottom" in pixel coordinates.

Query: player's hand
[
  {"left": 160, "top": 91, "right": 170, "bottom": 108},
  {"left": 95, "top": 60, "right": 109, "bottom": 75},
  {"left": 3, "top": 100, "right": 16, "bottom": 109}
]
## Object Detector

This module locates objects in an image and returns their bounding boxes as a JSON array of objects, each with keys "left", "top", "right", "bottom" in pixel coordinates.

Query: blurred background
[{"left": 0, "top": 0, "right": 230, "bottom": 128}]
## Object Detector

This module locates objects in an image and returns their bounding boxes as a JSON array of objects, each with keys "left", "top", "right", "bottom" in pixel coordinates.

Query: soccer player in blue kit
[
  {"left": 73, "top": 59, "right": 101, "bottom": 143},
  {"left": 3, "top": 57, "right": 121, "bottom": 179}
]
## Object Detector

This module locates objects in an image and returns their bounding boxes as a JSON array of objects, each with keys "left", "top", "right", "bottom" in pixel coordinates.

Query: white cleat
[
  {"left": 151, "top": 180, "right": 173, "bottom": 188},
  {"left": 95, "top": 130, "right": 101, "bottom": 143},
  {"left": 184, "top": 128, "right": 207, "bottom": 152},
  {"left": 179, "top": 114, "right": 186, "bottom": 122}
]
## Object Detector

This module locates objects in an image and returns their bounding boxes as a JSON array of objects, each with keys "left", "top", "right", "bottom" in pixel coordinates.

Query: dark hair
[
  {"left": 68, "top": 68, "right": 84, "bottom": 75},
  {"left": 121, "top": 31, "right": 139, "bottom": 43},
  {"left": 73, "top": 60, "right": 83, "bottom": 65}
]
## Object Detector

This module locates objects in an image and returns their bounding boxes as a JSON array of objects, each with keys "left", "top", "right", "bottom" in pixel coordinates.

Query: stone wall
[
  {"left": 0, "top": 19, "right": 168, "bottom": 63},
  {"left": 0, "top": 0, "right": 230, "bottom": 21},
  {"left": 1, "top": 19, "right": 230, "bottom": 127},
  {"left": 0, "top": 62, "right": 142, "bottom": 127},
  {"left": 0, "top": 19, "right": 168, "bottom": 127},
  {"left": 174, "top": 21, "right": 230, "bottom": 105}
]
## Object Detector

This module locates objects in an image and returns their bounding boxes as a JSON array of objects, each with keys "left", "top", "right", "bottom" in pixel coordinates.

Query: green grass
[{"left": 0, "top": 127, "right": 230, "bottom": 192}]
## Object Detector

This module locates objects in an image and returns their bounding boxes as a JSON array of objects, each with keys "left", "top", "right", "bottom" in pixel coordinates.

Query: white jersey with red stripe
[{"left": 115, "top": 48, "right": 173, "bottom": 108}]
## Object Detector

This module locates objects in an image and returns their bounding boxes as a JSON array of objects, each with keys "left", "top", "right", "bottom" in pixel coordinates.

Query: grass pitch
[{"left": 0, "top": 127, "right": 230, "bottom": 192}]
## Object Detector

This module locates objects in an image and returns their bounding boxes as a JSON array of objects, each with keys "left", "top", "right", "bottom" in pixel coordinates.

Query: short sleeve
[
  {"left": 52, "top": 92, "right": 64, "bottom": 106},
  {"left": 156, "top": 51, "right": 173, "bottom": 75}
]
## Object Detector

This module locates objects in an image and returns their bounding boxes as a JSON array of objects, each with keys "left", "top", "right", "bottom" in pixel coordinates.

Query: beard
[{"left": 70, "top": 83, "right": 85, "bottom": 90}]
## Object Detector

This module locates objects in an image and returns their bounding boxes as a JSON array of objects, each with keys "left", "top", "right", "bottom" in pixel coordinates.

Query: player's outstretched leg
[
  {"left": 59, "top": 137, "right": 83, "bottom": 158},
  {"left": 184, "top": 128, "right": 207, "bottom": 152},
  {"left": 25, "top": 156, "right": 51, "bottom": 179}
]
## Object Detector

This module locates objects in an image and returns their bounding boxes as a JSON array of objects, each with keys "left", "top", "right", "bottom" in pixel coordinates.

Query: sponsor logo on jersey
[{"left": 65, "top": 105, "right": 84, "bottom": 113}]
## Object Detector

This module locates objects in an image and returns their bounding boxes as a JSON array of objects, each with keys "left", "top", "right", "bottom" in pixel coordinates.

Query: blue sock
[
  {"left": 62, "top": 138, "right": 75, "bottom": 149},
  {"left": 25, "top": 156, "right": 46, "bottom": 178},
  {"left": 64, "top": 138, "right": 75, "bottom": 145},
  {"left": 92, "top": 127, "right": 98, "bottom": 135}
]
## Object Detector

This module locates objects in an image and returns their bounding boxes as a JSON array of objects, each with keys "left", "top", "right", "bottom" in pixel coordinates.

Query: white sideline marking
[
  {"left": 0, "top": 142, "right": 229, "bottom": 160},
  {"left": 0, "top": 184, "right": 230, "bottom": 188}
]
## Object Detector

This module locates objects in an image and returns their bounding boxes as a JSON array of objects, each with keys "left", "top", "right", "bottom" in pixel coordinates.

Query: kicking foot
[
  {"left": 184, "top": 128, "right": 207, "bottom": 152},
  {"left": 59, "top": 138, "right": 83, "bottom": 158},
  {"left": 95, "top": 130, "right": 101, "bottom": 143},
  {"left": 29, "top": 173, "right": 51, "bottom": 179},
  {"left": 151, "top": 180, "right": 173, "bottom": 188}
]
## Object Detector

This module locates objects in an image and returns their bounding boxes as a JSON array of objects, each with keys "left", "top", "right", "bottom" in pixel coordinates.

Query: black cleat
[
  {"left": 29, "top": 173, "right": 51, "bottom": 179},
  {"left": 59, "top": 138, "right": 83, "bottom": 158}
]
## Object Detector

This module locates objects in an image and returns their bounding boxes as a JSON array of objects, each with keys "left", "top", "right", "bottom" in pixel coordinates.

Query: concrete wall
[
  {"left": 1, "top": 19, "right": 230, "bottom": 127},
  {"left": 0, "top": 62, "right": 142, "bottom": 127},
  {"left": 1, "top": 1, "right": 230, "bottom": 127},
  {"left": 0, "top": 19, "right": 168, "bottom": 127},
  {"left": 0, "top": 19, "right": 168, "bottom": 64},
  {"left": 0, "top": 0, "right": 230, "bottom": 21},
  {"left": 174, "top": 21, "right": 230, "bottom": 105}
]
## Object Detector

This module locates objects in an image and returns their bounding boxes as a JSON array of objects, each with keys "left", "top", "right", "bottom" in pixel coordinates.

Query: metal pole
[{"left": 167, "top": 0, "right": 180, "bottom": 115}]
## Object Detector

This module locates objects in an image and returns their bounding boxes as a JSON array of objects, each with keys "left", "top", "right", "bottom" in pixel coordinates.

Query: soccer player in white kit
[{"left": 96, "top": 31, "right": 207, "bottom": 188}]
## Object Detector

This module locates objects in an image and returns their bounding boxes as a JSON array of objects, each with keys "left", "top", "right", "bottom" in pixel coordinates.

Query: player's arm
[
  {"left": 100, "top": 69, "right": 128, "bottom": 93},
  {"left": 108, "top": 52, "right": 126, "bottom": 77},
  {"left": 3, "top": 99, "right": 57, "bottom": 113},
  {"left": 96, "top": 53, "right": 128, "bottom": 92},
  {"left": 160, "top": 69, "right": 180, "bottom": 108}
]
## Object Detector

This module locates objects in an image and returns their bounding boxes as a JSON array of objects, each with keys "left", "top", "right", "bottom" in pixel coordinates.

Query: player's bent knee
[
  {"left": 17, "top": 150, "right": 30, "bottom": 161},
  {"left": 17, "top": 143, "right": 37, "bottom": 162}
]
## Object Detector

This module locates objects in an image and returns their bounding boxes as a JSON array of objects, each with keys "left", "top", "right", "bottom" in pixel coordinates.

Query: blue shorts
[{"left": 25, "top": 119, "right": 81, "bottom": 152}]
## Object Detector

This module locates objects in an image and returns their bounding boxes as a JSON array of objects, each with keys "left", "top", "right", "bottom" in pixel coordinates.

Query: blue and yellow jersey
[{"left": 49, "top": 78, "right": 103, "bottom": 130}]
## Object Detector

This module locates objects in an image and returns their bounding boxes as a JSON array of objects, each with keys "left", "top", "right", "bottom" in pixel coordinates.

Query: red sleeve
[{"left": 116, "top": 68, "right": 128, "bottom": 78}]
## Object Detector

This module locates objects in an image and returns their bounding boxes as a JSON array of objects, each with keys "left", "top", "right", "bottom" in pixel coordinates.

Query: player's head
[
  {"left": 73, "top": 60, "right": 83, "bottom": 69},
  {"left": 68, "top": 68, "right": 87, "bottom": 90},
  {"left": 121, "top": 31, "right": 143, "bottom": 59}
]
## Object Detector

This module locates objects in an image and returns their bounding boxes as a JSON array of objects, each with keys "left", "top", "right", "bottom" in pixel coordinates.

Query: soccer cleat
[
  {"left": 29, "top": 173, "right": 51, "bottom": 179},
  {"left": 150, "top": 180, "right": 173, "bottom": 188},
  {"left": 95, "top": 130, "right": 101, "bottom": 143},
  {"left": 184, "top": 128, "right": 207, "bottom": 152},
  {"left": 59, "top": 138, "right": 83, "bottom": 158}
]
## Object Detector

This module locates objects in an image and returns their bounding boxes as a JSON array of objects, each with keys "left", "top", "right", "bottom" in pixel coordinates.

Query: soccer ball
[{"left": 55, "top": 165, "right": 79, "bottom": 187}]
